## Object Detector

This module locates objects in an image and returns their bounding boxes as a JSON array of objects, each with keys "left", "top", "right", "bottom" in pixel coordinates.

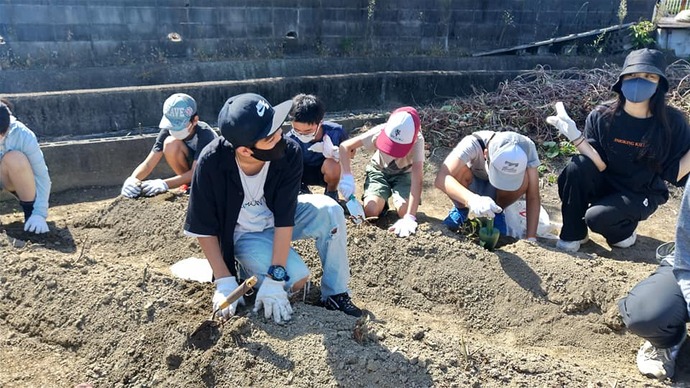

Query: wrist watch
[{"left": 267, "top": 265, "right": 290, "bottom": 282}]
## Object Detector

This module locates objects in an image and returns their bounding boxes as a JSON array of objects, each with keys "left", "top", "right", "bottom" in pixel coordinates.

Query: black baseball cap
[
  {"left": 612, "top": 49, "right": 669, "bottom": 93},
  {"left": 0, "top": 102, "right": 10, "bottom": 132},
  {"left": 218, "top": 93, "right": 293, "bottom": 147}
]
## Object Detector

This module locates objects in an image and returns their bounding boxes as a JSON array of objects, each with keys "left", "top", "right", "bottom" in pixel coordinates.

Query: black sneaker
[
  {"left": 324, "top": 293, "right": 363, "bottom": 317},
  {"left": 299, "top": 182, "right": 312, "bottom": 195}
]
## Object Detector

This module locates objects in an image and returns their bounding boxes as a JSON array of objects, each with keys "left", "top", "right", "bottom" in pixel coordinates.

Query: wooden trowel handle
[{"left": 216, "top": 275, "right": 258, "bottom": 311}]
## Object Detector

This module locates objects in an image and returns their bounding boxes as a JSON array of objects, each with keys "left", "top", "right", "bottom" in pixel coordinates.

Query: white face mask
[
  {"left": 170, "top": 125, "right": 191, "bottom": 140},
  {"left": 291, "top": 129, "right": 317, "bottom": 143}
]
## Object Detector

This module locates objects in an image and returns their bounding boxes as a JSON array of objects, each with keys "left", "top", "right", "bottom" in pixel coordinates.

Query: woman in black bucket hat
[{"left": 546, "top": 48, "right": 690, "bottom": 253}]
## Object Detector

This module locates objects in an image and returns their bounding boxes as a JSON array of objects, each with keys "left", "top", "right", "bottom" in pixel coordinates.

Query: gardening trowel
[
  {"left": 191, "top": 275, "right": 258, "bottom": 337},
  {"left": 345, "top": 195, "right": 365, "bottom": 225}
]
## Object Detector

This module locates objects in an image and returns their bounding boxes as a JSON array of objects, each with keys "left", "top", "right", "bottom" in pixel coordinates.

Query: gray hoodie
[{"left": 672, "top": 179, "right": 690, "bottom": 310}]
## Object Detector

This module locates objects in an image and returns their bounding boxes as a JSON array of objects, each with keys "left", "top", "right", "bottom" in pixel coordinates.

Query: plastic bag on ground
[{"left": 503, "top": 199, "right": 559, "bottom": 240}]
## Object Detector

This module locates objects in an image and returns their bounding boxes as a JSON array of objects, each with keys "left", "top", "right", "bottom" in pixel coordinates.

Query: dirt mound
[
  {"left": 1, "top": 132, "right": 687, "bottom": 386},
  {"left": 74, "top": 193, "right": 199, "bottom": 265},
  {"left": 1, "top": 183, "right": 687, "bottom": 387}
]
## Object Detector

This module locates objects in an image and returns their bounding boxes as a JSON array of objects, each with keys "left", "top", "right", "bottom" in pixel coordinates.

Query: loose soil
[{"left": 0, "top": 146, "right": 687, "bottom": 388}]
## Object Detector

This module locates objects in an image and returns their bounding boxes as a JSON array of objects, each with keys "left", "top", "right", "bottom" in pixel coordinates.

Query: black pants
[
  {"left": 618, "top": 261, "right": 688, "bottom": 348},
  {"left": 557, "top": 155, "right": 658, "bottom": 244}
]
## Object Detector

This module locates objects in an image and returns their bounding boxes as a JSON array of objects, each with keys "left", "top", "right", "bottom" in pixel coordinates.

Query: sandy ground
[{"left": 0, "top": 144, "right": 687, "bottom": 388}]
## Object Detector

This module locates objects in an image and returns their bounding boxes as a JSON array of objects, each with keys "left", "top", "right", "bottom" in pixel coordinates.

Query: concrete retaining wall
[
  {"left": 6, "top": 69, "right": 532, "bottom": 139},
  {"left": 39, "top": 114, "right": 389, "bottom": 194},
  {"left": 1, "top": 55, "right": 620, "bottom": 94},
  {"left": 4, "top": 52, "right": 630, "bottom": 140},
  {"left": 0, "top": 0, "right": 652, "bottom": 72}
]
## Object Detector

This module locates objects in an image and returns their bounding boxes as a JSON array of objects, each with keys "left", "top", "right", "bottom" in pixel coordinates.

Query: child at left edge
[{"left": 337, "top": 107, "right": 425, "bottom": 238}]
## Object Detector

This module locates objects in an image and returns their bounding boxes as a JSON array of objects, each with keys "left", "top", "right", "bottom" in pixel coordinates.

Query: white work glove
[
  {"left": 307, "top": 142, "right": 324, "bottom": 153},
  {"left": 467, "top": 195, "right": 503, "bottom": 219},
  {"left": 322, "top": 135, "right": 340, "bottom": 162},
  {"left": 141, "top": 179, "right": 168, "bottom": 197},
  {"left": 546, "top": 101, "right": 582, "bottom": 142},
  {"left": 338, "top": 173, "right": 355, "bottom": 199},
  {"left": 121, "top": 177, "right": 141, "bottom": 198},
  {"left": 24, "top": 214, "right": 49, "bottom": 234},
  {"left": 253, "top": 277, "right": 292, "bottom": 324},
  {"left": 389, "top": 214, "right": 417, "bottom": 238},
  {"left": 213, "top": 276, "right": 245, "bottom": 319}
]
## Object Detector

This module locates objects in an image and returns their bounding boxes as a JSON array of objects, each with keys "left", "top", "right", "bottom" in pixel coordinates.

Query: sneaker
[
  {"left": 443, "top": 207, "right": 469, "bottom": 230},
  {"left": 299, "top": 182, "right": 312, "bottom": 195},
  {"left": 637, "top": 334, "right": 686, "bottom": 379},
  {"left": 324, "top": 293, "right": 363, "bottom": 317},
  {"left": 612, "top": 231, "right": 637, "bottom": 248},
  {"left": 324, "top": 190, "right": 339, "bottom": 202},
  {"left": 556, "top": 236, "right": 590, "bottom": 252},
  {"left": 493, "top": 212, "right": 508, "bottom": 235}
]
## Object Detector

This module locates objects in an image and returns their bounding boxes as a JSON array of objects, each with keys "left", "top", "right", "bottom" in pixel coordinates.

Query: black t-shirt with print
[{"left": 585, "top": 106, "right": 690, "bottom": 202}]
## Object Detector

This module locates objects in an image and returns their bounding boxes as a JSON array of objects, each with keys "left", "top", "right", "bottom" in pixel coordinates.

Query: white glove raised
[
  {"left": 322, "top": 135, "right": 340, "bottom": 162},
  {"left": 24, "top": 214, "right": 49, "bottom": 234},
  {"left": 141, "top": 179, "right": 169, "bottom": 197},
  {"left": 389, "top": 214, "right": 417, "bottom": 238},
  {"left": 253, "top": 277, "right": 292, "bottom": 324},
  {"left": 467, "top": 195, "right": 503, "bottom": 219},
  {"left": 338, "top": 173, "right": 355, "bottom": 199},
  {"left": 213, "top": 276, "right": 245, "bottom": 319},
  {"left": 121, "top": 177, "right": 141, "bottom": 198},
  {"left": 307, "top": 142, "right": 324, "bottom": 153},
  {"left": 546, "top": 101, "right": 582, "bottom": 142}
]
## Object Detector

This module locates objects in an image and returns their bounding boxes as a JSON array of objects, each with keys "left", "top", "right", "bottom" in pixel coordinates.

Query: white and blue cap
[{"left": 160, "top": 93, "right": 197, "bottom": 139}]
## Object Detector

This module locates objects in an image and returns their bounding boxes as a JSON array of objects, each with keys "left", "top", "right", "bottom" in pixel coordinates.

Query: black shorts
[{"left": 302, "top": 164, "right": 326, "bottom": 187}]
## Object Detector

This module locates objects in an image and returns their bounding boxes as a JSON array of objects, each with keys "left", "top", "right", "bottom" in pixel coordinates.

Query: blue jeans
[{"left": 233, "top": 194, "right": 350, "bottom": 300}]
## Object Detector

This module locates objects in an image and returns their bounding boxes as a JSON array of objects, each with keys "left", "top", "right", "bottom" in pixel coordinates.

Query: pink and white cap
[{"left": 375, "top": 106, "right": 421, "bottom": 158}]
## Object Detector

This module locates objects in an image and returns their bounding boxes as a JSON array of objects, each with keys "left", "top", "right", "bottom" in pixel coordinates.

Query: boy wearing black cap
[
  {"left": 184, "top": 93, "right": 362, "bottom": 324},
  {"left": 120, "top": 93, "right": 218, "bottom": 198},
  {"left": 547, "top": 48, "right": 690, "bottom": 252},
  {"left": 0, "top": 100, "right": 52, "bottom": 234}
]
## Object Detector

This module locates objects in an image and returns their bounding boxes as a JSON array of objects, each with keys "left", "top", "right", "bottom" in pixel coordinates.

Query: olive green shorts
[{"left": 363, "top": 164, "right": 411, "bottom": 208}]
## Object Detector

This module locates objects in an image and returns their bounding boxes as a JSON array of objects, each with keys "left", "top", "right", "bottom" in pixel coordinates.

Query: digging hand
[
  {"left": 213, "top": 276, "right": 245, "bottom": 319},
  {"left": 546, "top": 101, "right": 582, "bottom": 142},
  {"left": 121, "top": 177, "right": 141, "bottom": 198},
  {"left": 338, "top": 173, "right": 355, "bottom": 199},
  {"left": 24, "top": 214, "right": 49, "bottom": 234},
  {"left": 253, "top": 277, "right": 292, "bottom": 324},
  {"left": 467, "top": 195, "right": 502, "bottom": 219},
  {"left": 389, "top": 214, "right": 417, "bottom": 238},
  {"left": 141, "top": 179, "right": 169, "bottom": 197}
]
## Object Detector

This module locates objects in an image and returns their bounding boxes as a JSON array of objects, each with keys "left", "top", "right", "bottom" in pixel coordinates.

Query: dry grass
[{"left": 418, "top": 61, "right": 690, "bottom": 151}]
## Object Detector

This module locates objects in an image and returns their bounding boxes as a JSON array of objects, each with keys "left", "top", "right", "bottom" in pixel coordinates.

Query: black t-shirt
[
  {"left": 183, "top": 136, "right": 303, "bottom": 277},
  {"left": 585, "top": 106, "right": 690, "bottom": 201},
  {"left": 151, "top": 121, "right": 218, "bottom": 161}
]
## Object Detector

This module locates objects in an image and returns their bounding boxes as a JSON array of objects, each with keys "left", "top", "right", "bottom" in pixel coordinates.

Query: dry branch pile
[{"left": 419, "top": 61, "right": 690, "bottom": 151}]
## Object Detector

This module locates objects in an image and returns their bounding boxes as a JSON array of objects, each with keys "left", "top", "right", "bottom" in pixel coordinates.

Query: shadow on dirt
[
  {"left": 578, "top": 235, "right": 665, "bottom": 265},
  {"left": 497, "top": 251, "right": 550, "bottom": 301},
  {"left": 0, "top": 221, "right": 77, "bottom": 253}
]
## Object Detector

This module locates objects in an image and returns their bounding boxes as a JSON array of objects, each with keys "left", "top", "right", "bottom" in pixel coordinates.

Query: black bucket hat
[{"left": 612, "top": 48, "right": 669, "bottom": 94}]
